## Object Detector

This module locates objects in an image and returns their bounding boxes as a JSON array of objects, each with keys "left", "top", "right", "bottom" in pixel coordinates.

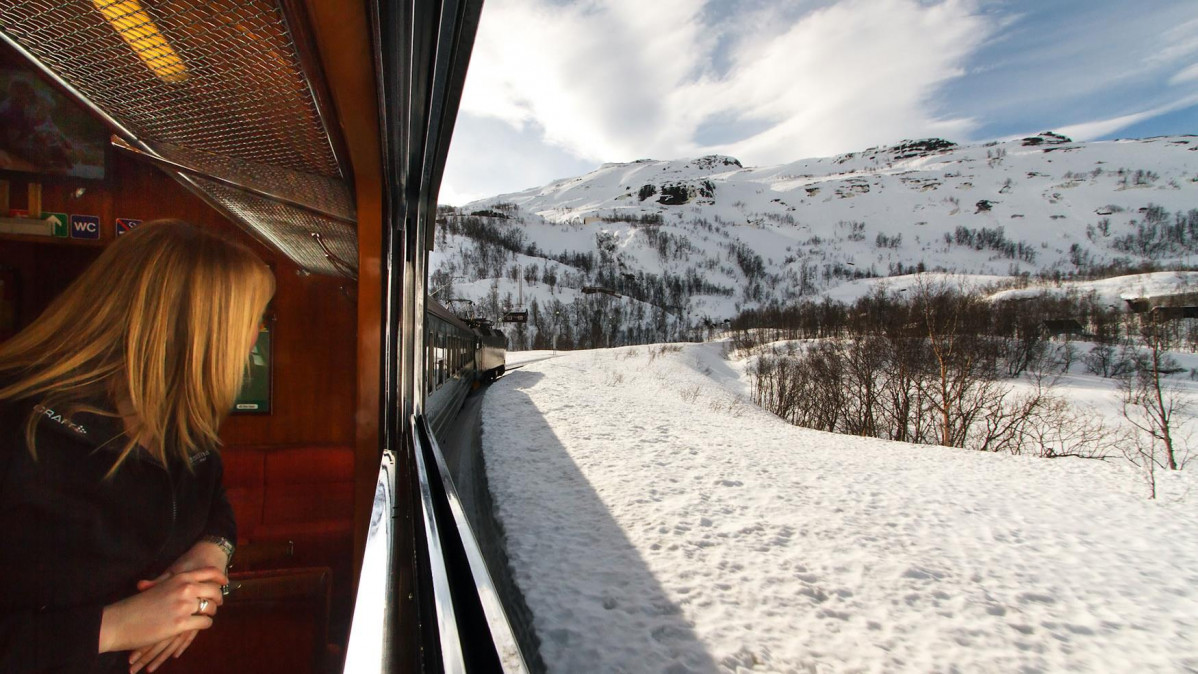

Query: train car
[
  {"left": 424, "top": 297, "right": 506, "bottom": 437},
  {"left": 0, "top": 0, "right": 521, "bottom": 672},
  {"left": 475, "top": 321, "right": 507, "bottom": 382}
]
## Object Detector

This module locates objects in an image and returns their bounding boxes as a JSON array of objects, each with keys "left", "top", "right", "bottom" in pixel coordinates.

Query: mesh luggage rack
[{"left": 0, "top": 0, "right": 357, "bottom": 276}]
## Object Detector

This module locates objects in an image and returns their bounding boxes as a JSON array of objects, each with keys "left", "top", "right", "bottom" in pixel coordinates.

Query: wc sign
[{"left": 69, "top": 214, "right": 101, "bottom": 239}]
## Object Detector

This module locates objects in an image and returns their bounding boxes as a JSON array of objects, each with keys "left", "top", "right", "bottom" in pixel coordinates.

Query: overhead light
[{"left": 92, "top": 0, "right": 189, "bottom": 83}]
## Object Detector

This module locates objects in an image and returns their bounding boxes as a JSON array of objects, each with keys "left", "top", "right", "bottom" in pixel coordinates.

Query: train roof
[{"left": 427, "top": 296, "right": 477, "bottom": 333}]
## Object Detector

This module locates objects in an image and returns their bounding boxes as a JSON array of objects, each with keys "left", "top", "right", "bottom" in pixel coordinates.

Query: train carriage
[
  {"left": 0, "top": 0, "right": 516, "bottom": 672},
  {"left": 425, "top": 297, "right": 506, "bottom": 437}
]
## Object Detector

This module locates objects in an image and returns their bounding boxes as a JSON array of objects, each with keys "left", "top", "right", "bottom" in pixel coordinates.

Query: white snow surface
[
  {"left": 480, "top": 342, "right": 1198, "bottom": 673},
  {"left": 987, "top": 271, "right": 1198, "bottom": 305}
]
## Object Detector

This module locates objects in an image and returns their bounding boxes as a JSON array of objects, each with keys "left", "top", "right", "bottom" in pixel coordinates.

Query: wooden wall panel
[
  {"left": 304, "top": 0, "right": 386, "bottom": 594},
  {"left": 0, "top": 151, "right": 358, "bottom": 448},
  {"left": 0, "top": 242, "right": 101, "bottom": 334}
]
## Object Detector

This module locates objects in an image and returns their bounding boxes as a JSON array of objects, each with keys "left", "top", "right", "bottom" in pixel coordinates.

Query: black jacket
[{"left": 0, "top": 396, "right": 236, "bottom": 673}]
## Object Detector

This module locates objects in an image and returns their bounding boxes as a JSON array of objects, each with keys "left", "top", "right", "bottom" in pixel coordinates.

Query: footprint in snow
[{"left": 902, "top": 565, "right": 946, "bottom": 582}]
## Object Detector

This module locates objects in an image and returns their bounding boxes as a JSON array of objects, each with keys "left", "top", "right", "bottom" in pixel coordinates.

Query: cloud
[
  {"left": 939, "top": 3, "right": 1198, "bottom": 139},
  {"left": 1171, "top": 63, "right": 1198, "bottom": 86},
  {"left": 442, "top": 0, "right": 1198, "bottom": 204},
  {"left": 1056, "top": 111, "right": 1165, "bottom": 142},
  {"left": 439, "top": 113, "right": 598, "bottom": 206},
  {"left": 1055, "top": 94, "right": 1198, "bottom": 141},
  {"left": 1150, "top": 17, "right": 1198, "bottom": 67},
  {"left": 460, "top": 0, "right": 715, "bottom": 162},
  {"left": 458, "top": 0, "right": 993, "bottom": 166},
  {"left": 705, "top": 0, "right": 990, "bottom": 162}
]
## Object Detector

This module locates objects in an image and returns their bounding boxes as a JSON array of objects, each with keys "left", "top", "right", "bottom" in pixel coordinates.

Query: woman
[{"left": 0, "top": 220, "right": 275, "bottom": 673}]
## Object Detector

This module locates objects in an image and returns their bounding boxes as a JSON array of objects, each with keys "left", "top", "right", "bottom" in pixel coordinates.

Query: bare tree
[
  {"left": 841, "top": 336, "right": 889, "bottom": 437},
  {"left": 1119, "top": 314, "right": 1191, "bottom": 472},
  {"left": 1122, "top": 431, "right": 1162, "bottom": 500},
  {"left": 913, "top": 282, "right": 994, "bottom": 448}
]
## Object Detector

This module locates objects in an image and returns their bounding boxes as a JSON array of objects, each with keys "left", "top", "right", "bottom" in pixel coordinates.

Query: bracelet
[{"left": 201, "top": 534, "right": 236, "bottom": 567}]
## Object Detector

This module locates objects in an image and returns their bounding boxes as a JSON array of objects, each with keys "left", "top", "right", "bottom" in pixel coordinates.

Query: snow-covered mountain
[{"left": 432, "top": 134, "right": 1198, "bottom": 348}]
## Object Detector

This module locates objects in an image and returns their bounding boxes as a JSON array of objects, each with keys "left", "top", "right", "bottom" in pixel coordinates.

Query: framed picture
[
  {"left": 0, "top": 67, "right": 108, "bottom": 180},
  {"left": 233, "top": 314, "right": 274, "bottom": 414}
]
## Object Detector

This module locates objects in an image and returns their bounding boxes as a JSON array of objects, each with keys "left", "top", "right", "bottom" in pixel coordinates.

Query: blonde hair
[{"left": 0, "top": 219, "right": 275, "bottom": 471}]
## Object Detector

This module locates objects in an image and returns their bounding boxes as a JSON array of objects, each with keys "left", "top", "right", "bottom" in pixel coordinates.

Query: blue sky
[{"left": 439, "top": 0, "right": 1198, "bottom": 206}]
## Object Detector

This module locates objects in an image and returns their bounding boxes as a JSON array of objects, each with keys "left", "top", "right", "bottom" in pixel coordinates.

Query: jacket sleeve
[
  {"left": 202, "top": 451, "right": 237, "bottom": 545},
  {"left": 0, "top": 603, "right": 105, "bottom": 672},
  {"left": 0, "top": 419, "right": 105, "bottom": 672}
]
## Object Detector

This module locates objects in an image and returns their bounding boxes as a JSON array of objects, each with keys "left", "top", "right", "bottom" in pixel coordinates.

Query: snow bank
[
  {"left": 481, "top": 343, "right": 1198, "bottom": 673},
  {"left": 988, "top": 271, "right": 1198, "bottom": 306}
]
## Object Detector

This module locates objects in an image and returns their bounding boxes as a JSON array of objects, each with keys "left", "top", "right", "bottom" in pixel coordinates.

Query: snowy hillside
[
  {"left": 482, "top": 343, "right": 1198, "bottom": 673},
  {"left": 432, "top": 135, "right": 1198, "bottom": 347}
]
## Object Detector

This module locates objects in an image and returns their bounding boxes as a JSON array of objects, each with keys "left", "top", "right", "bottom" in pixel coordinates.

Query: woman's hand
[
  {"left": 127, "top": 629, "right": 197, "bottom": 674},
  {"left": 98, "top": 568, "right": 227, "bottom": 656},
  {"left": 124, "top": 541, "right": 231, "bottom": 672}
]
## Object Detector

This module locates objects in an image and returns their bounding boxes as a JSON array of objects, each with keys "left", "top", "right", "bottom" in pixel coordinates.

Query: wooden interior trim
[{"left": 301, "top": 0, "right": 385, "bottom": 617}]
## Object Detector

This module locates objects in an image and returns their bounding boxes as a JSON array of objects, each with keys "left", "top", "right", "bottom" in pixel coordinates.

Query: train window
[
  {"left": 442, "top": 325, "right": 449, "bottom": 384},
  {"left": 427, "top": 320, "right": 436, "bottom": 394},
  {"left": 437, "top": 323, "right": 447, "bottom": 388}
]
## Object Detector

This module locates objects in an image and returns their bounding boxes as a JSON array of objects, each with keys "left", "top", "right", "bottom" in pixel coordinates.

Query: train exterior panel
[
  {"left": 424, "top": 298, "right": 506, "bottom": 439},
  {"left": 476, "top": 326, "right": 507, "bottom": 379}
]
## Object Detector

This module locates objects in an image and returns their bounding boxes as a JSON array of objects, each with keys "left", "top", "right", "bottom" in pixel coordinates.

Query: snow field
[{"left": 481, "top": 342, "right": 1198, "bottom": 673}]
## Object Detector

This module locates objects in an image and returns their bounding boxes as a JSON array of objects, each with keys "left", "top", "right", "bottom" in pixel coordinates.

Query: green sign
[
  {"left": 42, "top": 212, "right": 68, "bottom": 238},
  {"left": 233, "top": 319, "right": 272, "bottom": 414}
]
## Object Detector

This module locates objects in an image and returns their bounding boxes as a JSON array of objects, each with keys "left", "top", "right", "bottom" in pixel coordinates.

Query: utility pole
[{"left": 552, "top": 309, "right": 560, "bottom": 355}]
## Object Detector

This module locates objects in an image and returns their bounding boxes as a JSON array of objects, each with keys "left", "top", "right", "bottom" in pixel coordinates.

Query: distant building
[
  {"left": 1041, "top": 318, "right": 1084, "bottom": 337},
  {"left": 1149, "top": 306, "right": 1198, "bottom": 321},
  {"left": 1124, "top": 291, "right": 1198, "bottom": 313}
]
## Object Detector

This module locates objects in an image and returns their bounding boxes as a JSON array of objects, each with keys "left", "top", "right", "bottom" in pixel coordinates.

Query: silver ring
[{"left": 197, "top": 598, "right": 210, "bottom": 615}]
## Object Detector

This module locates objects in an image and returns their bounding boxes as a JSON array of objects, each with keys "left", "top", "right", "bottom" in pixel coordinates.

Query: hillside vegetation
[{"left": 432, "top": 134, "right": 1198, "bottom": 349}]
